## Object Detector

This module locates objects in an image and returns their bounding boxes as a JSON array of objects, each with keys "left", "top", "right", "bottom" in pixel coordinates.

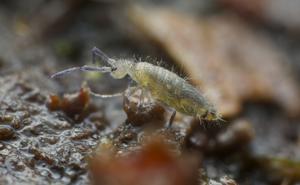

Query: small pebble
[
  {"left": 0, "top": 115, "right": 13, "bottom": 122},
  {"left": 0, "top": 125, "right": 15, "bottom": 140}
]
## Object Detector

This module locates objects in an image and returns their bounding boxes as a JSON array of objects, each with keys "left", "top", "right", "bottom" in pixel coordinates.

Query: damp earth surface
[{"left": 1, "top": 1, "right": 300, "bottom": 185}]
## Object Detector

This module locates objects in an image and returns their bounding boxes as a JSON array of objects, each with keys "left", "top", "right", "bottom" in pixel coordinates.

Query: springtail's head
[
  {"left": 92, "top": 47, "right": 133, "bottom": 79},
  {"left": 110, "top": 59, "right": 134, "bottom": 79}
]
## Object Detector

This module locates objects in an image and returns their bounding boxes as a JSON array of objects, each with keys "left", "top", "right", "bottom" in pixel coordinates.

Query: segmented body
[
  {"left": 51, "top": 47, "right": 220, "bottom": 121},
  {"left": 128, "top": 62, "right": 215, "bottom": 119}
]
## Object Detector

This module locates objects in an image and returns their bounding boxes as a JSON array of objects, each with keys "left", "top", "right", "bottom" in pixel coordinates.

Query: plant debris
[{"left": 47, "top": 85, "right": 91, "bottom": 121}]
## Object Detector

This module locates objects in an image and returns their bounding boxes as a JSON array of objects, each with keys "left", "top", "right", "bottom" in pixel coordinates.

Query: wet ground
[{"left": 0, "top": 1, "right": 300, "bottom": 185}]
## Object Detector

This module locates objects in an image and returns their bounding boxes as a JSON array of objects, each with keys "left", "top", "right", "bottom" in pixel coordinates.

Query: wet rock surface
[
  {"left": 0, "top": 75, "right": 106, "bottom": 184},
  {"left": 1, "top": 1, "right": 300, "bottom": 185}
]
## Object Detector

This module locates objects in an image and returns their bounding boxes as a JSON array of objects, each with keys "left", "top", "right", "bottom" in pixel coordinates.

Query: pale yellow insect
[{"left": 51, "top": 47, "right": 222, "bottom": 125}]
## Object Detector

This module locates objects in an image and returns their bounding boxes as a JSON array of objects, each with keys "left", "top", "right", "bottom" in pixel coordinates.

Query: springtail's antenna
[
  {"left": 50, "top": 65, "right": 112, "bottom": 78},
  {"left": 89, "top": 90, "right": 123, "bottom": 98},
  {"left": 92, "top": 47, "right": 115, "bottom": 66}
]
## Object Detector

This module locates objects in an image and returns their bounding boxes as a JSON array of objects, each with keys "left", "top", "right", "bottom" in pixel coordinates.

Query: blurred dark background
[{"left": 0, "top": 0, "right": 300, "bottom": 185}]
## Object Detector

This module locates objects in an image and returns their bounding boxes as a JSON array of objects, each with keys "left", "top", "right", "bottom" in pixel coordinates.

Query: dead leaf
[{"left": 128, "top": 6, "right": 300, "bottom": 117}]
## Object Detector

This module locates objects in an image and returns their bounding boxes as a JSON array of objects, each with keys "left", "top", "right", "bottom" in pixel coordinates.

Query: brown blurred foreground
[{"left": 0, "top": 1, "right": 300, "bottom": 185}]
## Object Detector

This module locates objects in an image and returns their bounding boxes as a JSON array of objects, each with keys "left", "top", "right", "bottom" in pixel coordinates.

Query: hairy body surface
[
  {"left": 51, "top": 47, "right": 221, "bottom": 122},
  {"left": 126, "top": 62, "right": 218, "bottom": 120}
]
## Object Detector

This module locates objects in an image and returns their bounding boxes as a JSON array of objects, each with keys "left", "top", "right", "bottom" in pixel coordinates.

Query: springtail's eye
[{"left": 111, "top": 66, "right": 117, "bottom": 72}]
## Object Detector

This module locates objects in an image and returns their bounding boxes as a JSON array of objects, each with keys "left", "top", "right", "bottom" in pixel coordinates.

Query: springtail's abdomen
[
  {"left": 51, "top": 47, "right": 222, "bottom": 123},
  {"left": 130, "top": 62, "right": 220, "bottom": 121}
]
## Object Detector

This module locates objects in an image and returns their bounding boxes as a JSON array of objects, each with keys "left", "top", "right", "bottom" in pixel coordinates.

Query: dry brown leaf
[
  {"left": 128, "top": 6, "right": 300, "bottom": 118},
  {"left": 220, "top": 0, "right": 300, "bottom": 31}
]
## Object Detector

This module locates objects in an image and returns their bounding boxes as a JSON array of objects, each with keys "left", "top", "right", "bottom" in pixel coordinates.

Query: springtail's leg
[
  {"left": 137, "top": 88, "right": 145, "bottom": 109},
  {"left": 126, "top": 79, "right": 138, "bottom": 96},
  {"left": 89, "top": 90, "right": 123, "bottom": 98},
  {"left": 92, "top": 47, "right": 115, "bottom": 66},
  {"left": 167, "top": 110, "right": 176, "bottom": 128},
  {"left": 91, "top": 77, "right": 134, "bottom": 99},
  {"left": 127, "top": 86, "right": 140, "bottom": 97},
  {"left": 50, "top": 65, "right": 111, "bottom": 78}
]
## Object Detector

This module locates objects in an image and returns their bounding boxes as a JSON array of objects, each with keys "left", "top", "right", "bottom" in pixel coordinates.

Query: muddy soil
[{"left": 0, "top": 1, "right": 300, "bottom": 185}]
